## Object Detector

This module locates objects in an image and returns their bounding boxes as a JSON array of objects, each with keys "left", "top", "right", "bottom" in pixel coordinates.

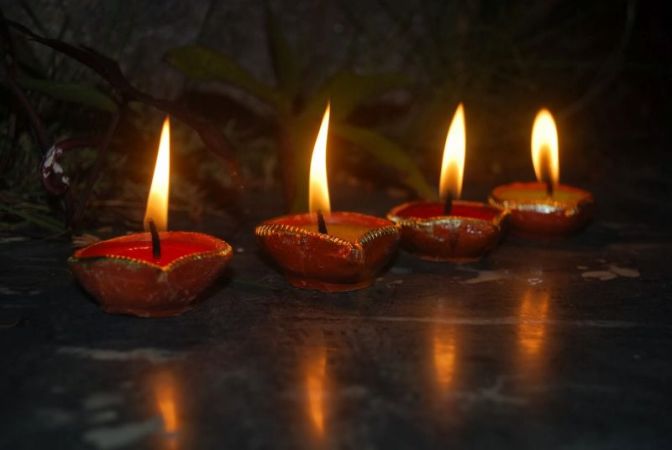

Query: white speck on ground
[
  {"left": 582, "top": 271, "right": 618, "bottom": 281},
  {"left": 463, "top": 270, "right": 510, "bottom": 284},
  {"left": 35, "top": 408, "right": 74, "bottom": 427},
  {"left": 83, "top": 393, "right": 124, "bottom": 410},
  {"left": 0, "top": 236, "right": 28, "bottom": 244},
  {"left": 83, "top": 418, "right": 161, "bottom": 449},
  {"left": 581, "top": 264, "right": 640, "bottom": 281},
  {"left": 89, "top": 410, "right": 119, "bottom": 424},
  {"left": 608, "top": 265, "right": 640, "bottom": 278},
  {"left": 58, "top": 347, "right": 182, "bottom": 363}
]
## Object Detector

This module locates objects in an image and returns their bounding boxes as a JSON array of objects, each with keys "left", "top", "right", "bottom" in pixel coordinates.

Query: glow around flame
[
  {"left": 531, "top": 109, "right": 560, "bottom": 187},
  {"left": 439, "top": 103, "right": 466, "bottom": 201},
  {"left": 144, "top": 116, "right": 171, "bottom": 231},
  {"left": 308, "top": 105, "right": 331, "bottom": 214}
]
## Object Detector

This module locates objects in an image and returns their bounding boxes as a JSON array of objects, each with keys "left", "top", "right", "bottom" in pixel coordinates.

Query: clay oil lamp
[
  {"left": 387, "top": 104, "right": 508, "bottom": 262},
  {"left": 255, "top": 105, "right": 399, "bottom": 292},
  {"left": 69, "top": 117, "right": 233, "bottom": 317},
  {"left": 489, "top": 109, "right": 594, "bottom": 237}
]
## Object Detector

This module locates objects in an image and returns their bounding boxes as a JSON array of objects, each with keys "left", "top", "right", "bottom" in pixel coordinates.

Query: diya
[
  {"left": 489, "top": 108, "right": 594, "bottom": 237},
  {"left": 255, "top": 105, "right": 399, "bottom": 292},
  {"left": 388, "top": 103, "right": 508, "bottom": 262},
  {"left": 69, "top": 117, "right": 233, "bottom": 317}
]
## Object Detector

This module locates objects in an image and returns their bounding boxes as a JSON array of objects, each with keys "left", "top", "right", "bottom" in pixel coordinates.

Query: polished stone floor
[{"left": 1, "top": 182, "right": 671, "bottom": 450}]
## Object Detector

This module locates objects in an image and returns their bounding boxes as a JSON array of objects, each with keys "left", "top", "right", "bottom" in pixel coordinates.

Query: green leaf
[
  {"left": 334, "top": 123, "right": 435, "bottom": 200},
  {"left": 327, "top": 72, "right": 408, "bottom": 120},
  {"left": 17, "top": 77, "right": 118, "bottom": 112},
  {"left": 165, "top": 45, "right": 283, "bottom": 109},
  {"left": 266, "top": 8, "right": 300, "bottom": 99}
]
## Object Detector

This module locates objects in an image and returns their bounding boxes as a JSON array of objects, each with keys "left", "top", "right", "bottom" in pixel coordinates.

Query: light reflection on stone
[
  {"left": 153, "top": 370, "right": 179, "bottom": 450},
  {"left": 433, "top": 326, "right": 457, "bottom": 392},
  {"left": 518, "top": 290, "right": 550, "bottom": 357},
  {"left": 305, "top": 343, "right": 327, "bottom": 439}
]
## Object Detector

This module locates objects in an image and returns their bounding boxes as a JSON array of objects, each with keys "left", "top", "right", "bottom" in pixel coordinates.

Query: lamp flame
[
  {"left": 531, "top": 109, "right": 560, "bottom": 189},
  {"left": 308, "top": 105, "right": 331, "bottom": 214},
  {"left": 439, "top": 103, "right": 466, "bottom": 201},
  {"left": 144, "top": 117, "right": 171, "bottom": 231}
]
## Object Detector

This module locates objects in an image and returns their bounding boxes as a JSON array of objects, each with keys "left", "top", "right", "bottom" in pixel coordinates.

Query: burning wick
[
  {"left": 148, "top": 219, "right": 161, "bottom": 259},
  {"left": 317, "top": 210, "right": 328, "bottom": 234},
  {"left": 538, "top": 146, "right": 554, "bottom": 197},
  {"left": 443, "top": 192, "right": 453, "bottom": 215}
]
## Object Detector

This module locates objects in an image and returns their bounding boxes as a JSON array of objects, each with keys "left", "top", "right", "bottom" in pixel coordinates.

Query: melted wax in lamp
[
  {"left": 388, "top": 103, "right": 508, "bottom": 262},
  {"left": 489, "top": 109, "right": 594, "bottom": 237},
  {"left": 256, "top": 104, "right": 399, "bottom": 292},
  {"left": 69, "top": 117, "right": 233, "bottom": 317}
]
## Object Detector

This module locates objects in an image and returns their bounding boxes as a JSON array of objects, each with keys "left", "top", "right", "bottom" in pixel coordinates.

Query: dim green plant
[{"left": 166, "top": 10, "right": 434, "bottom": 212}]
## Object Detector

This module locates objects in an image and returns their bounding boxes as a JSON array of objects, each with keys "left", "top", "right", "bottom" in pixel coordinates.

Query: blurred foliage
[
  {"left": 0, "top": 0, "right": 648, "bottom": 234},
  {"left": 0, "top": 7, "right": 237, "bottom": 235},
  {"left": 166, "top": 14, "right": 436, "bottom": 211}
]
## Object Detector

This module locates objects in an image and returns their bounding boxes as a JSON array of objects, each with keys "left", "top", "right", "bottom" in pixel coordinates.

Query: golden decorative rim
[
  {"left": 68, "top": 232, "right": 233, "bottom": 272},
  {"left": 489, "top": 183, "right": 594, "bottom": 216},
  {"left": 255, "top": 221, "right": 399, "bottom": 248},
  {"left": 387, "top": 200, "right": 508, "bottom": 229}
]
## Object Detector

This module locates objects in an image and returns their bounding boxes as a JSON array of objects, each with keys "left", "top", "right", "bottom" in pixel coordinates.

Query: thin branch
[
  {"left": 559, "top": 0, "right": 637, "bottom": 119},
  {"left": 0, "top": 11, "right": 49, "bottom": 151},
  {"left": 70, "top": 109, "right": 121, "bottom": 227}
]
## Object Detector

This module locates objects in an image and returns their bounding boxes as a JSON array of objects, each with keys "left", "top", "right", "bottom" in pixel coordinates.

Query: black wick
[
  {"left": 538, "top": 147, "right": 554, "bottom": 197},
  {"left": 148, "top": 219, "right": 161, "bottom": 259},
  {"left": 317, "top": 210, "right": 328, "bottom": 234},
  {"left": 443, "top": 191, "right": 453, "bottom": 215},
  {"left": 544, "top": 178, "right": 554, "bottom": 197}
]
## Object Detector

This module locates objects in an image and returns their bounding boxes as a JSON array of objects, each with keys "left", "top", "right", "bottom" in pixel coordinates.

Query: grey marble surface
[{"left": 1, "top": 184, "right": 671, "bottom": 450}]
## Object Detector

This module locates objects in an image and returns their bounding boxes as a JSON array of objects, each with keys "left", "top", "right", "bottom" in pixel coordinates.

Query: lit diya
[
  {"left": 69, "top": 117, "right": 233, "bottom": 317},
  {"left": 489, "top": 109, "right": 594, "bottom": 236},
  {"left": 387, "top": 103, "right": 508, "bottom": 262},
  {"left": 255, "top": 104, "right": 399, "bottom": 292}
]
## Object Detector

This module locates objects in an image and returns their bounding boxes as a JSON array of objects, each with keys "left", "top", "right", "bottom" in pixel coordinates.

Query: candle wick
[
  {"left": 148, "top": 219, "right": 161, "bottom": 259},
  {"left": 545, "top": 179, "right": 554, "bottom": 197},
  {"left": 317, "top": 210, "right": 328, "bottom": 234},
  {"left": 443, "top": 192, "right": 453, "bottom": 215},
  {"left": 539, "top": 148, "right": 554, "bottom": 198}
]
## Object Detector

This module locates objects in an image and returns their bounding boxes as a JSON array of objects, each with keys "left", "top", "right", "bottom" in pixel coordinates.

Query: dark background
[{"left": 0, "top": 0, "right": 670, "bottom": 234}]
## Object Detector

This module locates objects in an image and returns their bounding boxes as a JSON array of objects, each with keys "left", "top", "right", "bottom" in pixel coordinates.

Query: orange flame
[
  {"left": 531, "top": 109, "right": 560, "bottom": 189},
  {"left": 144, "top": 116, "right": 171, "bottom": 231},
  {"left": 439, "top": 103, "right": 466, "bottom": 201},
  {"left": 308, "top": 105, "right": 331, "bottom": 214}
]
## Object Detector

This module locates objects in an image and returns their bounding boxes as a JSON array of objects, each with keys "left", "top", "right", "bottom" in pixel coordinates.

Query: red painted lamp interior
[
  {"left": 393, "top": 201, "right": 501, "bottom": 221},
  {"left": 75, "top": 233, "right": 220, "bottom": 267}
]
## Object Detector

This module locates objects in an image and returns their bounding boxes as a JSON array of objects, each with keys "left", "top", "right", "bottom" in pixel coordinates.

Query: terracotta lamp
[
  {"left": 388, "top": 104, "right": 508, "bottom": 262},
  {"left": 69, "top": 117, "right": 233, "bottom": 317},
  {"left": 489, "top": 109, "right": 594, "bottom": 236},
  {"left": 256, "top": 105, "right": 399, "bottom": 292}
]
